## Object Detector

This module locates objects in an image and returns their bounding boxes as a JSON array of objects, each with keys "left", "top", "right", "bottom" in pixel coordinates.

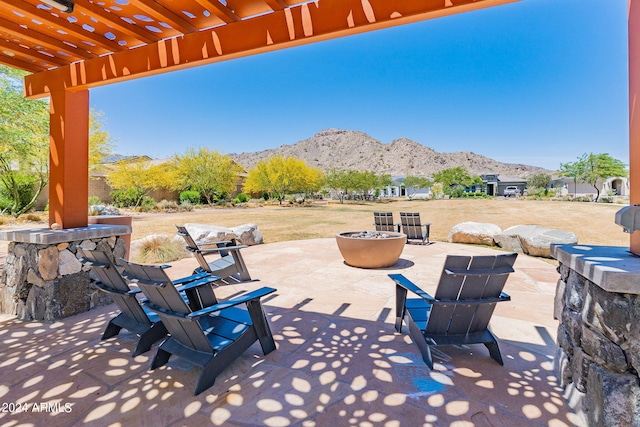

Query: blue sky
[{"left": 91, "top": 0, "right": 628, "bottom": 171}]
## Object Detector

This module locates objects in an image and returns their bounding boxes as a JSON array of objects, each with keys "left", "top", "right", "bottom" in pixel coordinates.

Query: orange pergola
[{"left": 0, "top": 0, "right": 638, "bottom": 250}]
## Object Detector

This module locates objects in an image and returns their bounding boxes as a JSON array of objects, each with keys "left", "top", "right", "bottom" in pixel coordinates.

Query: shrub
[
  {"left": 133, "top": 196, "right": 156, "bottom": 212},
  {"left": 0, "top": 174, "right": 38, "bottom": 216},
  {"left": 111, "top": 188, "right": 143, "bottom": 207},
  {"left": 526, "top": 187, "right": 546, "bottom": 197},
  {"left": 180, "top": 190, "right": 200, "bottom": 205},
  {"left": 0, "top": 195, "right": 12, "bottom": 214},
  {"left": 449, "top": 185, "right": 467, "bottom": 198},
  {"left": 155, "top": 199, "right": 180, "bottom": 211},
  {"left": 233, "top": 193, "right": 250, "bottom": 203},
  {"left": 134, "top": 235, "right": 190, "bottom": 264},
  {"left": 88, "top": 196, "right": 101, "bottom": 205}
]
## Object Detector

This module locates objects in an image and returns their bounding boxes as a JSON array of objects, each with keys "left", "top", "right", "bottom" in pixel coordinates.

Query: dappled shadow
[{"left": 0, "top": 296, "right": 584, "bottom": 426}]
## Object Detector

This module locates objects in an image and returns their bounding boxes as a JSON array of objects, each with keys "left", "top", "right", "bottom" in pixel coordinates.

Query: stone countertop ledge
[
  {"left": 0, "top": 224, "right": 131, "bottom": 245},
  {"left": 551, "top": 244, "right": 640, "bottom": 295}
]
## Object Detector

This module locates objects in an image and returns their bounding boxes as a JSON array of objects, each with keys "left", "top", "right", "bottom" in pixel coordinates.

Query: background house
[
  {"left": 550, "top": 176, "right": 629, "bottom": 198},
  {"left": 481, "top": 174, "right": 527, "bottom": 196}
]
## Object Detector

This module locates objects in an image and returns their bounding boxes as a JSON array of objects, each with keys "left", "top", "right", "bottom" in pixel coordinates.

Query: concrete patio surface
[{"left": 0, "top": 238, "right": 586, "bottom": 426}]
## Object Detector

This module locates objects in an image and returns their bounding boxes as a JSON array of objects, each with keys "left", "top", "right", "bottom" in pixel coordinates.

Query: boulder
[
  {"left": 231, "top": 223, "right": 264, "bottom": 246},
  {"left": 185, "top": 223, "right": 263, "bottom": 246},
  {"left": 447, "top": 222, "right": 502, "bottom": 246},
  {"left": 495, "top": 225, "right": 578, "bottom": 258}
]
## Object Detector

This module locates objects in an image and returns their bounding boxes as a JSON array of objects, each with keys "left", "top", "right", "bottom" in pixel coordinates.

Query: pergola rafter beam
[
  {"left": 129, "top": 0, "right": 198, "bottom": 34},
  {"left": 2, "top": 0, "right": 122, "bottom": 53},
  {"left": 264, "top": 0, "right": 290, "bottom": 11},
  {"left": 73, "top": 0, "right": 159, "bottom": 45},
  {"left": 0, "top": 53, "right": 47, "bottom": 73},
  {"left": 0, "top": 17, "right": 94, "bottom": 61},
  {"left": 0, "top": 38, "right": 67, "bottom": 67},
  {"left": 193, "top": 0, "right": 241, "bottom": 23},
  {"left": 25, "top": 0, "right": 519, "bottom": 97}
]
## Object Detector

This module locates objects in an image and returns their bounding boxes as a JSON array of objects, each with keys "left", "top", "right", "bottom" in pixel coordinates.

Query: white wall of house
[{"left": 550, "top": 177, "right": 629, "bottom": 197}]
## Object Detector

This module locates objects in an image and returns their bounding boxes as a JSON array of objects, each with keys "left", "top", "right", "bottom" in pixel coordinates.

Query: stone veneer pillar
[
  {"left": 552, "top": 244, "right": 640, "bottom": 427},
  {"left": 0, "top": 225, "right": 131, "bottom": 322}
]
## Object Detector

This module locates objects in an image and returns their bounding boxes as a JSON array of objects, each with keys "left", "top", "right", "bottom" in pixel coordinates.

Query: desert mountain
[{"left": 231, "top": 129, "right": 551, "bottom": 177}]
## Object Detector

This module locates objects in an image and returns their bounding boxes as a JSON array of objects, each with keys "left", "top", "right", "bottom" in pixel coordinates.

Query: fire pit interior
[{"left": 335, "top": 231, "right": 406, "bottom": 269}]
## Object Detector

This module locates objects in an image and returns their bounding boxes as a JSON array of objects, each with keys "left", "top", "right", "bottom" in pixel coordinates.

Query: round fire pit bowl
[{"left": 335, "top": 231, "right": 407, "bottom": 269}]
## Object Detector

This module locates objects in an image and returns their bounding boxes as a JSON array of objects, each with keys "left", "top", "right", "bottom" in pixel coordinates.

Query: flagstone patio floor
[{"left": 0, "top": 238, "right": 586, "bottom": 426}]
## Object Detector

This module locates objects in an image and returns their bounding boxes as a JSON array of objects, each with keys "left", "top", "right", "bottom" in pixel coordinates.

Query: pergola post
[
  {"left": 48, "top": 89, "right": 89, "bottom": 229},
  {"left": 630, "top": 0, "right": 640, "bottom": 253}
]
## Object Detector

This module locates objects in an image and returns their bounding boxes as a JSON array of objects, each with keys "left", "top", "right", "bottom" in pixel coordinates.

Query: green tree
[
  {"left": 560, "top": 153, "right": 627, "bottom": 201},
  {"left": 403, "top": 176, "right": 433, "bottom": 198},
  {"left": 432, "top": 167, "right": 481, "bottom": 197},
  {"left": 106, "top": 159, "right": 176, "bottom": 207},
  {"left": 581, "top": 153, "right": 627, "bottom": 202},
  {"left": 323, "top": 169, "right": 390, "bottom": 202},
  {"left": 0, "top": 66, "right": 49, "bottom": 217},
  {"left": 244, "top": 156, "right": 322, "bottom": 204},
  {"left": 528, "top": 173, "right": 552, "bottom": 190},
  {"left": 173, "top": 147, "right": 243, "bottom": 204},
  {"left": 323, "top": 169, "right": 355, "bottom": 203}
]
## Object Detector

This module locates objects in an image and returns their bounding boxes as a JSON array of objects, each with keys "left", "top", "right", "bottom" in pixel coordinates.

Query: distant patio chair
[
  {"left": 120, "top": 259, "right": 276, "bottom": 395},
  {"left": 399, "top": 212, "right": 430, "bottom": 244},
  {"left": 78, "top": 249, "right": 217, "bottom": 356},
  {"left": 373, "top": 211, "right": 397, "bottom": 232},
  {"left": 176, "top": 225, "right": 251, "bottom": 282},
  {"left": 389, "top": 252, "right": 517, "bottom": 369}
]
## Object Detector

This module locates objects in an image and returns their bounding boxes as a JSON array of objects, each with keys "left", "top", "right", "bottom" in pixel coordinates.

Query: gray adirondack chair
[
  {"left": 78, "top": 249, "right": 216, "bottom": 356},
  {"left": 373, "top": 212, "right": 397, "bottom": 232},
  {"left": 176, "top": 225, "right": 251, "bottom": 282},
  {"left": 399, "top": 212, "right": 430, "bottom": 244},
  {"left": 120, "top": 259, "right": 277, "bottom": 395},
  {"left": 389, "top": 253, "right": 517, "bottom": 369}
]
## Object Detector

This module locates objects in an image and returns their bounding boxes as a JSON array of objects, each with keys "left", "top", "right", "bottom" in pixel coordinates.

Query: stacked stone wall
[
  {"left": 555, "top": 263, "right": 640, "bottom": 426},
  {"left": 0, "top": 236, "right": 126, "bottom": 322}
]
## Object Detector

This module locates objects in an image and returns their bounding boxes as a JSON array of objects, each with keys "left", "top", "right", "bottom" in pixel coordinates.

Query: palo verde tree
[
  {"left": 106, "top": 158, "right": 176, "bottom": 208},
  {"left": 244, "top": 156, "right": 322, "bottom": 204},
  {"left": 432, "top": 167, "right": 482, "bottom": 197},
  {"left": 172, "top": 147, "right": 243, "bottom": 204},
  {"left": 0, "top": 66, "right": 49, "bottom": 217},
  {"left": 561, "top": 153, "right": 627, "bottom": 202},
  {"left": 89, "top": 109, "right": 115, "bottom": 172},
  {"left": 403, "top": 176, "right": 433, "bottom": 198}
]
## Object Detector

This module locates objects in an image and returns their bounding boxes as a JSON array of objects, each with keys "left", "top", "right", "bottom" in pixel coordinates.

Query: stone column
[
  {"left": 0, "top": 225, "right": 130, "bottom": 321},
  {"left": 552, "top": 244, "right": 640, "bottom": 426}
]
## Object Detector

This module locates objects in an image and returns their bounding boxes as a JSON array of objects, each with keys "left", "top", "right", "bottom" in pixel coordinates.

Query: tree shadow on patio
[{"left": 0, "top": 297, "right": 584, "bottom": 426}]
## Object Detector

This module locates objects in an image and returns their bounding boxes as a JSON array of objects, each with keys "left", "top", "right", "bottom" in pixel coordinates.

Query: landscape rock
[
  {"left": 231, "top": 223, "right": 264, "bottom": 245},
  {"left": 89, "top": 204, "right": 120, "bottom": 216},
  {"left": 185, "top": 223, "right": 263, "bottom": 246},
  {"left": 494, "top": 225, "right": 578, "bottom": 258},
  {"left": 447, "top": 222, "right": 501, "bottom": 246}
]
